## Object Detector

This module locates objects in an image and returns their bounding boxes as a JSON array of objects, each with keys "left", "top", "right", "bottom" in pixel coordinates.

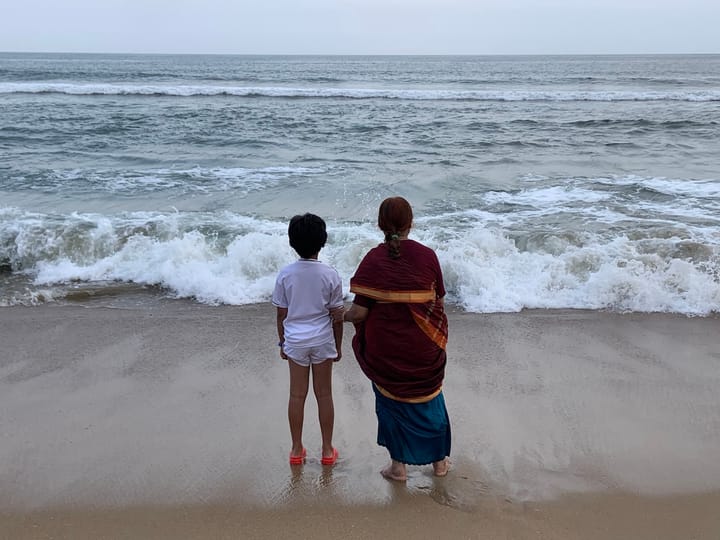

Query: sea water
[{"left": 1, "top": 53, "right": 719, "bottom": 313}]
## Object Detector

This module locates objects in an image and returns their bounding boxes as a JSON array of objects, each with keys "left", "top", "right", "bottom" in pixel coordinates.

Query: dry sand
[{"left": 1, "top": 303, "right": 719, "bottom": 539}]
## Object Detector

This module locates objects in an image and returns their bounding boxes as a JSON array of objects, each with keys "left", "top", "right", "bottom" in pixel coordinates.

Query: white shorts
[{"left": 283, "top": 341, "right": 337, "bottom": 367}]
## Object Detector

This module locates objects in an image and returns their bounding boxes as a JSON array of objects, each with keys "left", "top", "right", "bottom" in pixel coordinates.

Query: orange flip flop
[
  {"left": 321, "top": 447, "right": 339, "bottom": 466},
  {"left": 289, "top": 448, "right": 307, "bottom": 465}
]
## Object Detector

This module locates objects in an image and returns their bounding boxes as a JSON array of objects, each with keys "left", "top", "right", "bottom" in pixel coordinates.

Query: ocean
[{"left": 1, "top": 53, "right": 719, "bottom": 313}]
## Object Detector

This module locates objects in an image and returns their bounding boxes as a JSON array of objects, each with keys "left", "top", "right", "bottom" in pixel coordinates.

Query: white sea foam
[
  {"left": 1, "top": 208, "right": 717, "bottom": 314},
  {"left": 594, "top": 174, "right": 720, "bottom": 198},
  {"left": 481, "top": 186, "right": 612, "bottom": 206},
  {"left": 2, "top": 82, "right": 719, "bottom": 102},
  {"left": 0, "top": 287, "right": 61, "bottom": 307},
  {"left": 431, "top": 227, "right": 720, "bottom": 315},
  {"left": 634, "top": 177, "right": 720, "bottom": 199},
  {"left": 476, "top": 176, "right": 720, "bottom": 230},
  {"left": 28, "top": 166, "right": 329, "bottom": 195}
]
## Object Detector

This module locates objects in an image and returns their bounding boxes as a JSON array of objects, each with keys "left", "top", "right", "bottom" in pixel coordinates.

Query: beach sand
[{"left": 1, "top": 303, "right": 719, "bottom": 539}]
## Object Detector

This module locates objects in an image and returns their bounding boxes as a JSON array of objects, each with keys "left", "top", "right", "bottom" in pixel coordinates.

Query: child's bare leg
[
  {"left": 311, "top": 359, "right": 334, "bottom": 458},
  {"left": 288, "top": 360, "right": 310, "bottom": 455},
  {"left": 381, "top": 459, "right": 407, "bottom": 482}
]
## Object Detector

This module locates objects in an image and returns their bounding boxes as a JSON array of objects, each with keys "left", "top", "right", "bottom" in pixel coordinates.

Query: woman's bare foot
[
  {"left": 380, "top": 460, "right": 407, "bottom": 482},
  {"left": 432, "top": 457, "right": 450, "bottom": 477}
]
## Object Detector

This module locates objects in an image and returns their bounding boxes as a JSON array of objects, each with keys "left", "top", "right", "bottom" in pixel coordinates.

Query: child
[{"left": 272, "top": 213, "right": 344, "bottom": 466}]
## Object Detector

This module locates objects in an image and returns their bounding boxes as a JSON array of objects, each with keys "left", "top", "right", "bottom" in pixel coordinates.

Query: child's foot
[
  {"left": 380, "top": 461, "right": 407, "bottom": 482},
  {"left": 289, "top": 447, "right": 307, "bottom": 465},
  {"left": 432, "top": 457, "right": 450, "bottom": 477},
  {"left": 321, "top": 447, "right": 339, "bottom": 466}
]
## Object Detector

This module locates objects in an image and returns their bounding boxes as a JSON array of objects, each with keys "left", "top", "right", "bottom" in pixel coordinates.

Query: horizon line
[{"left": 1, "top": 50, "right": 719, "bottom": 57}]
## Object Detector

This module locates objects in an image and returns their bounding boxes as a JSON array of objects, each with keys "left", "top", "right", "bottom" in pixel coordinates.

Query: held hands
[{"left": 329, "top": 305, "right": 345, "bottom": 323}]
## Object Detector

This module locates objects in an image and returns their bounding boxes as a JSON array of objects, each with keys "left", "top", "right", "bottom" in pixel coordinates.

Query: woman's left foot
[{"left": 381, "top": 462, "right": 407, "bottom": 482}]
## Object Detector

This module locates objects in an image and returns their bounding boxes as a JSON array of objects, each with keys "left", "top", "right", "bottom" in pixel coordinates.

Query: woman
[{"left": 344, "top": 197, "right": 450, "bottom": 481}]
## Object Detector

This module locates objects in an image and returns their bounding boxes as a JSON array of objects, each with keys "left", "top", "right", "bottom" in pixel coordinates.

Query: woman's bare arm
[{"left": 343, "top": 303, "right": 369, "bottom": 324}]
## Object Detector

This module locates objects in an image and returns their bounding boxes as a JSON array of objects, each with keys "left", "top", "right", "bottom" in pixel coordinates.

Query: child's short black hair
[{"left": 288, "top": 213, "right": 328, "bottom": 258}]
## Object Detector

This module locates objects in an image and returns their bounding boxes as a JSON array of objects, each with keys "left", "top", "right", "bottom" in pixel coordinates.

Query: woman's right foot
[{"left": 380, "top": 461, "right": 407, "bottom": 482}]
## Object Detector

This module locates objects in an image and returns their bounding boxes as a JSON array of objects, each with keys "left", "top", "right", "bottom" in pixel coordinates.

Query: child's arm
[
  {"left": 332, "top": 315, "right": 343, "bottom": 362},
  {"left": 276, "top": 307, "right": 288, "bottom": 360},
  {"left": 328, "top": 276, "right": 345, "bottom": 362}
]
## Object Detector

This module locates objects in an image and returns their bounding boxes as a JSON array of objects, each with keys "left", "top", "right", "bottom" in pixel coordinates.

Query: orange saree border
[
  {"left": 411, "top": 309, "right": 448, "bottom": 350},
  {"left": 350, "top": 282, "right": 448, "bottom": 350},
  {"left": 349, "top": 283, "right": 436, "bottom": 303}
]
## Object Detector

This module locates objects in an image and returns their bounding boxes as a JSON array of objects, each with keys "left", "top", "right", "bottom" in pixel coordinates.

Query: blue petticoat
[{"left": 373, "top": 384, "right": 451, "bottom": 465}]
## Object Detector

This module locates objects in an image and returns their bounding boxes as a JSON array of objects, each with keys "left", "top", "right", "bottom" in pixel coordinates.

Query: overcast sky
[{"left": 2, "top": 0, "right": 719, "bottom": 55}]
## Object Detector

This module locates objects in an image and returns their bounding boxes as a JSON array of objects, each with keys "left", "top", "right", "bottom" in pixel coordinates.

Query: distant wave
[
  {"left": 2, "top": 165, "right": 330, "bottom": 196},
  {"left": 2, "top": 83, "right": 719, "bottom": 102}
]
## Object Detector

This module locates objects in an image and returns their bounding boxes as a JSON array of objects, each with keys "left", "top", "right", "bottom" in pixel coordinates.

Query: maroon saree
[{"left": 349, "top": 239, "right": 448, "bottom": 399}]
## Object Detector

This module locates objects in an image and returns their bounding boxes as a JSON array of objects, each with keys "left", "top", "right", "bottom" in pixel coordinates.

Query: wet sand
[{"left": 1, "top": 303, "right": 719, "bottom": 538}]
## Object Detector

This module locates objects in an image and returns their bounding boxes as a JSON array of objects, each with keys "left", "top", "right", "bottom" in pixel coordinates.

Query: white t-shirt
[{"left": 272, "top": 259, "right": 344, "bottom": 347}]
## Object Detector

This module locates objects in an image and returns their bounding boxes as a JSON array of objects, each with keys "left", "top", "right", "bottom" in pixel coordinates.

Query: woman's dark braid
[{"left": 385, "top": 231, "right": 401, "bottom": 259}]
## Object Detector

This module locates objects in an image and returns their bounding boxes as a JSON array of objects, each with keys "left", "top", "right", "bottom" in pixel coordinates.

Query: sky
[{"left": 1, "top": 0, "right": 719, "bottom": 55}]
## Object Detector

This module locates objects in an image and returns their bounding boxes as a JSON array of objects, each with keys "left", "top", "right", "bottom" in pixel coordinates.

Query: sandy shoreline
[{"left": 1, "top": 303, "right": 719, "bottom": 538}]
